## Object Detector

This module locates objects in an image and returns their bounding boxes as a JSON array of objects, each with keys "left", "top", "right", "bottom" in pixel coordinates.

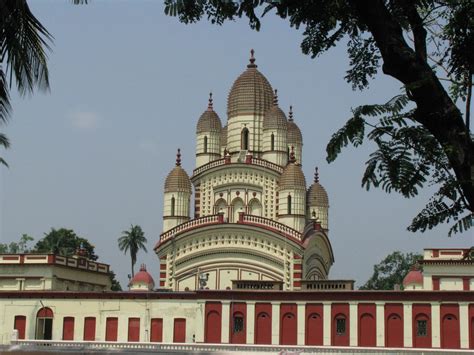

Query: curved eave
[
  {"left": 155, "top": 221, "right": 304, "bottom": 251},
  {"left": 302, "top": 226, "right": 335, "bottom": 265}
]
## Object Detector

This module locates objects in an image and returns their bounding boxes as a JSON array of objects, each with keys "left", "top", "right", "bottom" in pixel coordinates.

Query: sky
[{"left": 0, "top": 1, "right": 472, "bottom": 289}]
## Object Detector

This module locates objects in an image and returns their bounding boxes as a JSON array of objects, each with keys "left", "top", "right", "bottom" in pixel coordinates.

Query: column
[
  {"left": 323, "top": 301, "right": 331, "bottom": 346},
  {"left": 194, "top": 301, "right": 205, "bottom": 343},
  {"left": 297, "top": 302, "right": 305, "bottom": 345},
  {"left": 163, "top": 316, "right": 174, "bottom": 343},
  {"left": 221, "top": 301, "right": 231, "bottom": 343},
  {"left": 459, "top": 302, "right": 469, "bottom": 349},
  {"left": 375, "top": 302, "right": 385, "bottom": 347},
  {"left": 403, "top": 302, "right": 413, "bottom": 348},
  {"left": 431, "top": 302, "right": 440, "bottom": 348},
  {"left": 246, "top": 302, "right": 255, "bottom": 344},
  {"left": 349, "top": 302, "right": 358, "bottom": 346},
  {"left": 271, "top": 302, "right": 280, "bottom": 345}
]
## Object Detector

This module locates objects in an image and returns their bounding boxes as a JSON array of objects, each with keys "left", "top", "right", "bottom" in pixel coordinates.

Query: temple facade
[{"left": 156, "top": 51, "right": 333, "bottom": 291}]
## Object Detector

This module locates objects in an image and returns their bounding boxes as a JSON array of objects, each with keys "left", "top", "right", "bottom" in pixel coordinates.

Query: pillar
[
  {"left": 221, "top": 301, "right": 231, "bottom": 343},
  {"left": 376, "top": 302, "right": 385, "bottom": 347},
  {"left": 431, "top": 302, "right": 440, "bottom": 348},
  {"left": 297, "top": 302, "right": 305, "bottom": 345},
  {"left": 459, "top": 302, "right": 469, "bottom": 349},
  {"left": 349, "top": 302, "right": 358, "bottom": 346},
  {"left": 271, "top": 302, "right": 280, "bottom": 345},
  {"left": 323, "top": 301, "right": 331, "bottom": 346},
  {"left": 195, "top": 301, "right": 205, "bottom": 343},
  {"left": 246, "top": 301, "right": 255, "bottom": 344},
  {"left": 403, "top": 302, "right": 413, "bottom": 348}
]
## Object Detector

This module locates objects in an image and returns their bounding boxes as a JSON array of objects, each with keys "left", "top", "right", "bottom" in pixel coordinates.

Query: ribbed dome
[
  {"left": 227, "top": 50, "right": 274, "bottom": 118},
  {"left": 164, "top": 149, "right": 192, "bottom": 193},
  {"left": 196, "top": 93, "right": 222, "bottom": 133},
  {"left": 279, "top": 150, "right": 306, "bottom": 190},
  {"left": 307, "top": 168, "right": 329, "bottom": 207},
  {"left": 287, "top": 106, "right": 302, "bottom": 144},
  {"left": 130, "top": 264, "right": 155, "bottom": 290},
  {"left": 263, "top": 90, "right": 287, "bottom": 130},
  {"left": 221, "top": 125, "right": 228, "bottom": 148}
]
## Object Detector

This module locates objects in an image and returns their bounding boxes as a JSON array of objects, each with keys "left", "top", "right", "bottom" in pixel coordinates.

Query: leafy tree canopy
[
  {"left": 360, "top": 251, "right": 422, "bottom": 290},
  {"left": 33, "top": 228, "right": 98, "bottom": 261},
  {"left": 0, "top": 234, "right": 34, "bottom": 253},
  {"left": 164, "top": 0, "right": 473, "bottom": 236}
]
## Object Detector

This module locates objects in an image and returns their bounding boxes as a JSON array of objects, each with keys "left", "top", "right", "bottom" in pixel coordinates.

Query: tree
[
  {"left": 164, "top": 0, "right": 473, "bottom": 236},
  {"left": 0, "top": 0, "right": 52, "bottom": 166},
  {"left": 118, "top": 225, "right": 148, "bottom": 277},
  {"left": 360, "top": 251, "right": 422, "bottom": 290},
  {"left": 109, "top": 270, "right": 122, "bottom": 291},
  {"left": 0, "top": 233, "right": 34, "bottom": 253},
  {"left": 33, "top": 228, "right": 98, "bottom": 260}
]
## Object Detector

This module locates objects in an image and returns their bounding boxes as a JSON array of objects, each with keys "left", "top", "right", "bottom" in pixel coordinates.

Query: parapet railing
[
  {"left": 241, "top": 214, "right": 303, "bottom": 241},
  {"left": 301, "top": 280, "right": 355, "bottom": 291},
  {"left": 159, "top": 214, "right": 222, "bottom": 243},
  {"left": 250, "top": 157, "right": 284, "bottom": 174},
  {"left": 192, "top": 158, "right": 226, "bottom": 176},
  {"left": 9, "top": 340, "right": 470, "bottom": 353}
]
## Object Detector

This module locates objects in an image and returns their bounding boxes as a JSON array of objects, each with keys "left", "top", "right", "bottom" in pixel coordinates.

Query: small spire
[
  {"left": 289, "top": 146, "right": 296, "bottom": 163},
  {"left": 289, "top": 105, "right": 294, "bottom": 121},
  {"left": 176, "top": 148, "right": 181, "bottom": 166},
  {"left": 247, "top": 49, "right": 257, "bottom": 68},
  {"left": 273, "top": 89, "right": 278, "bottom": 105},
  {"left": 314, "top": 167, "right": 319, "bottom": 183},
  {"left": 140, "top": 264, "right": 146, "bottom": 271},
  {"left": 207, "top": 92, "right": 213, "bottom": 111}
]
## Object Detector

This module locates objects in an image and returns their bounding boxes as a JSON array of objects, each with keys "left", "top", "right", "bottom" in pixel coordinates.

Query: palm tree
[
  {"left": 1, "top": 0, "right": 53, "bottom": 166},
  {"left": 118, "top": 225, "right": 148, "bottom": 277}
]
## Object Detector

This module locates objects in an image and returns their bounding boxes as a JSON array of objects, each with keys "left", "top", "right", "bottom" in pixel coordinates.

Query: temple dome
[
  {"left": 196, "top": 93, "right": 222, "bottom": 133},
  {"left": 279, "top": 150, "right": 306, "bottom": 190},
  {"left": 227, "top": 50, "right": 274, "bottom": 118},
  {"left": 287, "top": 106, "right": 302, "bottom": 145},
  {"left": 307, "top": 168, "right": 329, "bottom": 207},
  {"left": 403, "top": 267, "right": 423, "bottom": 288},
  {"left": 129, "top": 264, "right": 155, "bottom": 291},
  {"left": 164, "top": 149, "right": 192, "bottom": 193},
  {"left": 263, "top": 90, "right": 287, "bottom": 130}
]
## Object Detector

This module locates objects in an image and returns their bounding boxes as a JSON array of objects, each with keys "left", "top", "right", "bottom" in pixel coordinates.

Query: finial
[
  {"left": 273, "top": 89, "right": 278, "bottom": 105},
  {"left": 289, "top": 145, "right": 296, "bottom": 163},
  {"left": 247, "top": 49, "right": 257, "bottom": 68},
  {"left": 314, "top": 167, "right": 319, "bottom": 183},
  {"left": 207, "top": 92, "right": 213, "bottom": 110},
  {"left": 289, "top": 105, "right": 294, "bottom": 121},
  {"left": 140, "top": 264, "right": 146, "bottom": 271},
  {"left": 176, "top": 148, "right": 181, "bottom": 166}
]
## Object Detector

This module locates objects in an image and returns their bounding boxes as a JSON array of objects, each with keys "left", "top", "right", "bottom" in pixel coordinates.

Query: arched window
[
  {"left": 287, "top": 194, "right": 292, "bottom": 214},
  {"left": 271, "top": 133, "right": 275, "bottom": 151},
  {"left": 171, "top": 196, "right": 175, "bottom": 217},
  {"left": 203, "top": 136, "right": 208, "bottom": 153},
  {"left": 241, "top": 128, "right": 249, "bottom": 150}
]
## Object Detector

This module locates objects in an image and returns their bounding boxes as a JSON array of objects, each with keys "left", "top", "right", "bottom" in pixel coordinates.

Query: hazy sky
[{"left": 0, "top": 1, "right": 472, "bottom": 288}]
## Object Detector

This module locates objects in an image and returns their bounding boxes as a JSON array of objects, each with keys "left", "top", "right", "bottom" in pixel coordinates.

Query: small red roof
[
  {"left": 130, "top": 264, "right": 155, "bottom": 286},
  {"left": 403, "top": 269, "right": 423, "bottom": 287}
]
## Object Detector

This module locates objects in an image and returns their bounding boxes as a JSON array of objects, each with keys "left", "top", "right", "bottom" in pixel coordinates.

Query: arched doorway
[
  {"left": 442, "top": 313, "right": 460, "bottom": 348},
  {"left": 358, "top": 313, "right": 376, "bottom": 347},
  {"left": 205, "top": 310, "right": 221, "bottom": 343},
  {"left": 230, "top": 311, "right": 246, "bottom": 344},
  {"left": 306, "top": 313, "right": 323, "bottom": 345},
  {"left": 248, "top": 198, "right": 262, "bottom": 216},
  {"left": 214, "top": 198, "right": 228, "bottom": 220},
  {"left": 231, "top": 197, "right": 244, "bottom": 223},
  {"left": 255, "top": 312, "right": 271, "bottom": 344},
  {"left": 386, "top": 313, "right": 403, "bottom": 347},
  {"left": 280, "top": 312, "right": 297, "bottom": 345},
  {"left": 36, "top": 307, "right": 53, "bottom": 340}
]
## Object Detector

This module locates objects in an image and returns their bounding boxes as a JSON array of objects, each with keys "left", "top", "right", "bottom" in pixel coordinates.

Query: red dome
[
  {"left": 403, "top": 269, "right": 423, "bottom": 287},
  {"left": 130, "top": 264, "right": 155, "bottom": 287}
]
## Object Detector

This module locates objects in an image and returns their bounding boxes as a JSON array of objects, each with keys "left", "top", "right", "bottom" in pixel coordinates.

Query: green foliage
[
  {"left": 327, "top": 93, "right": 472, "bottom": 235},
  {"left": 33, "top": 228, "right": 98, "bottom": 260},
  {"left": 360, "top": 251, "right": 422, "bottom": 290},
  {"left": 118, "top": 225, "right": 148, "bottom": 277},
  {"left": 109, "top": 270, "right": 122, "bottom": 291},
  {"left": 0, "top": 233, "right": 34, "bottom": 253}
]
